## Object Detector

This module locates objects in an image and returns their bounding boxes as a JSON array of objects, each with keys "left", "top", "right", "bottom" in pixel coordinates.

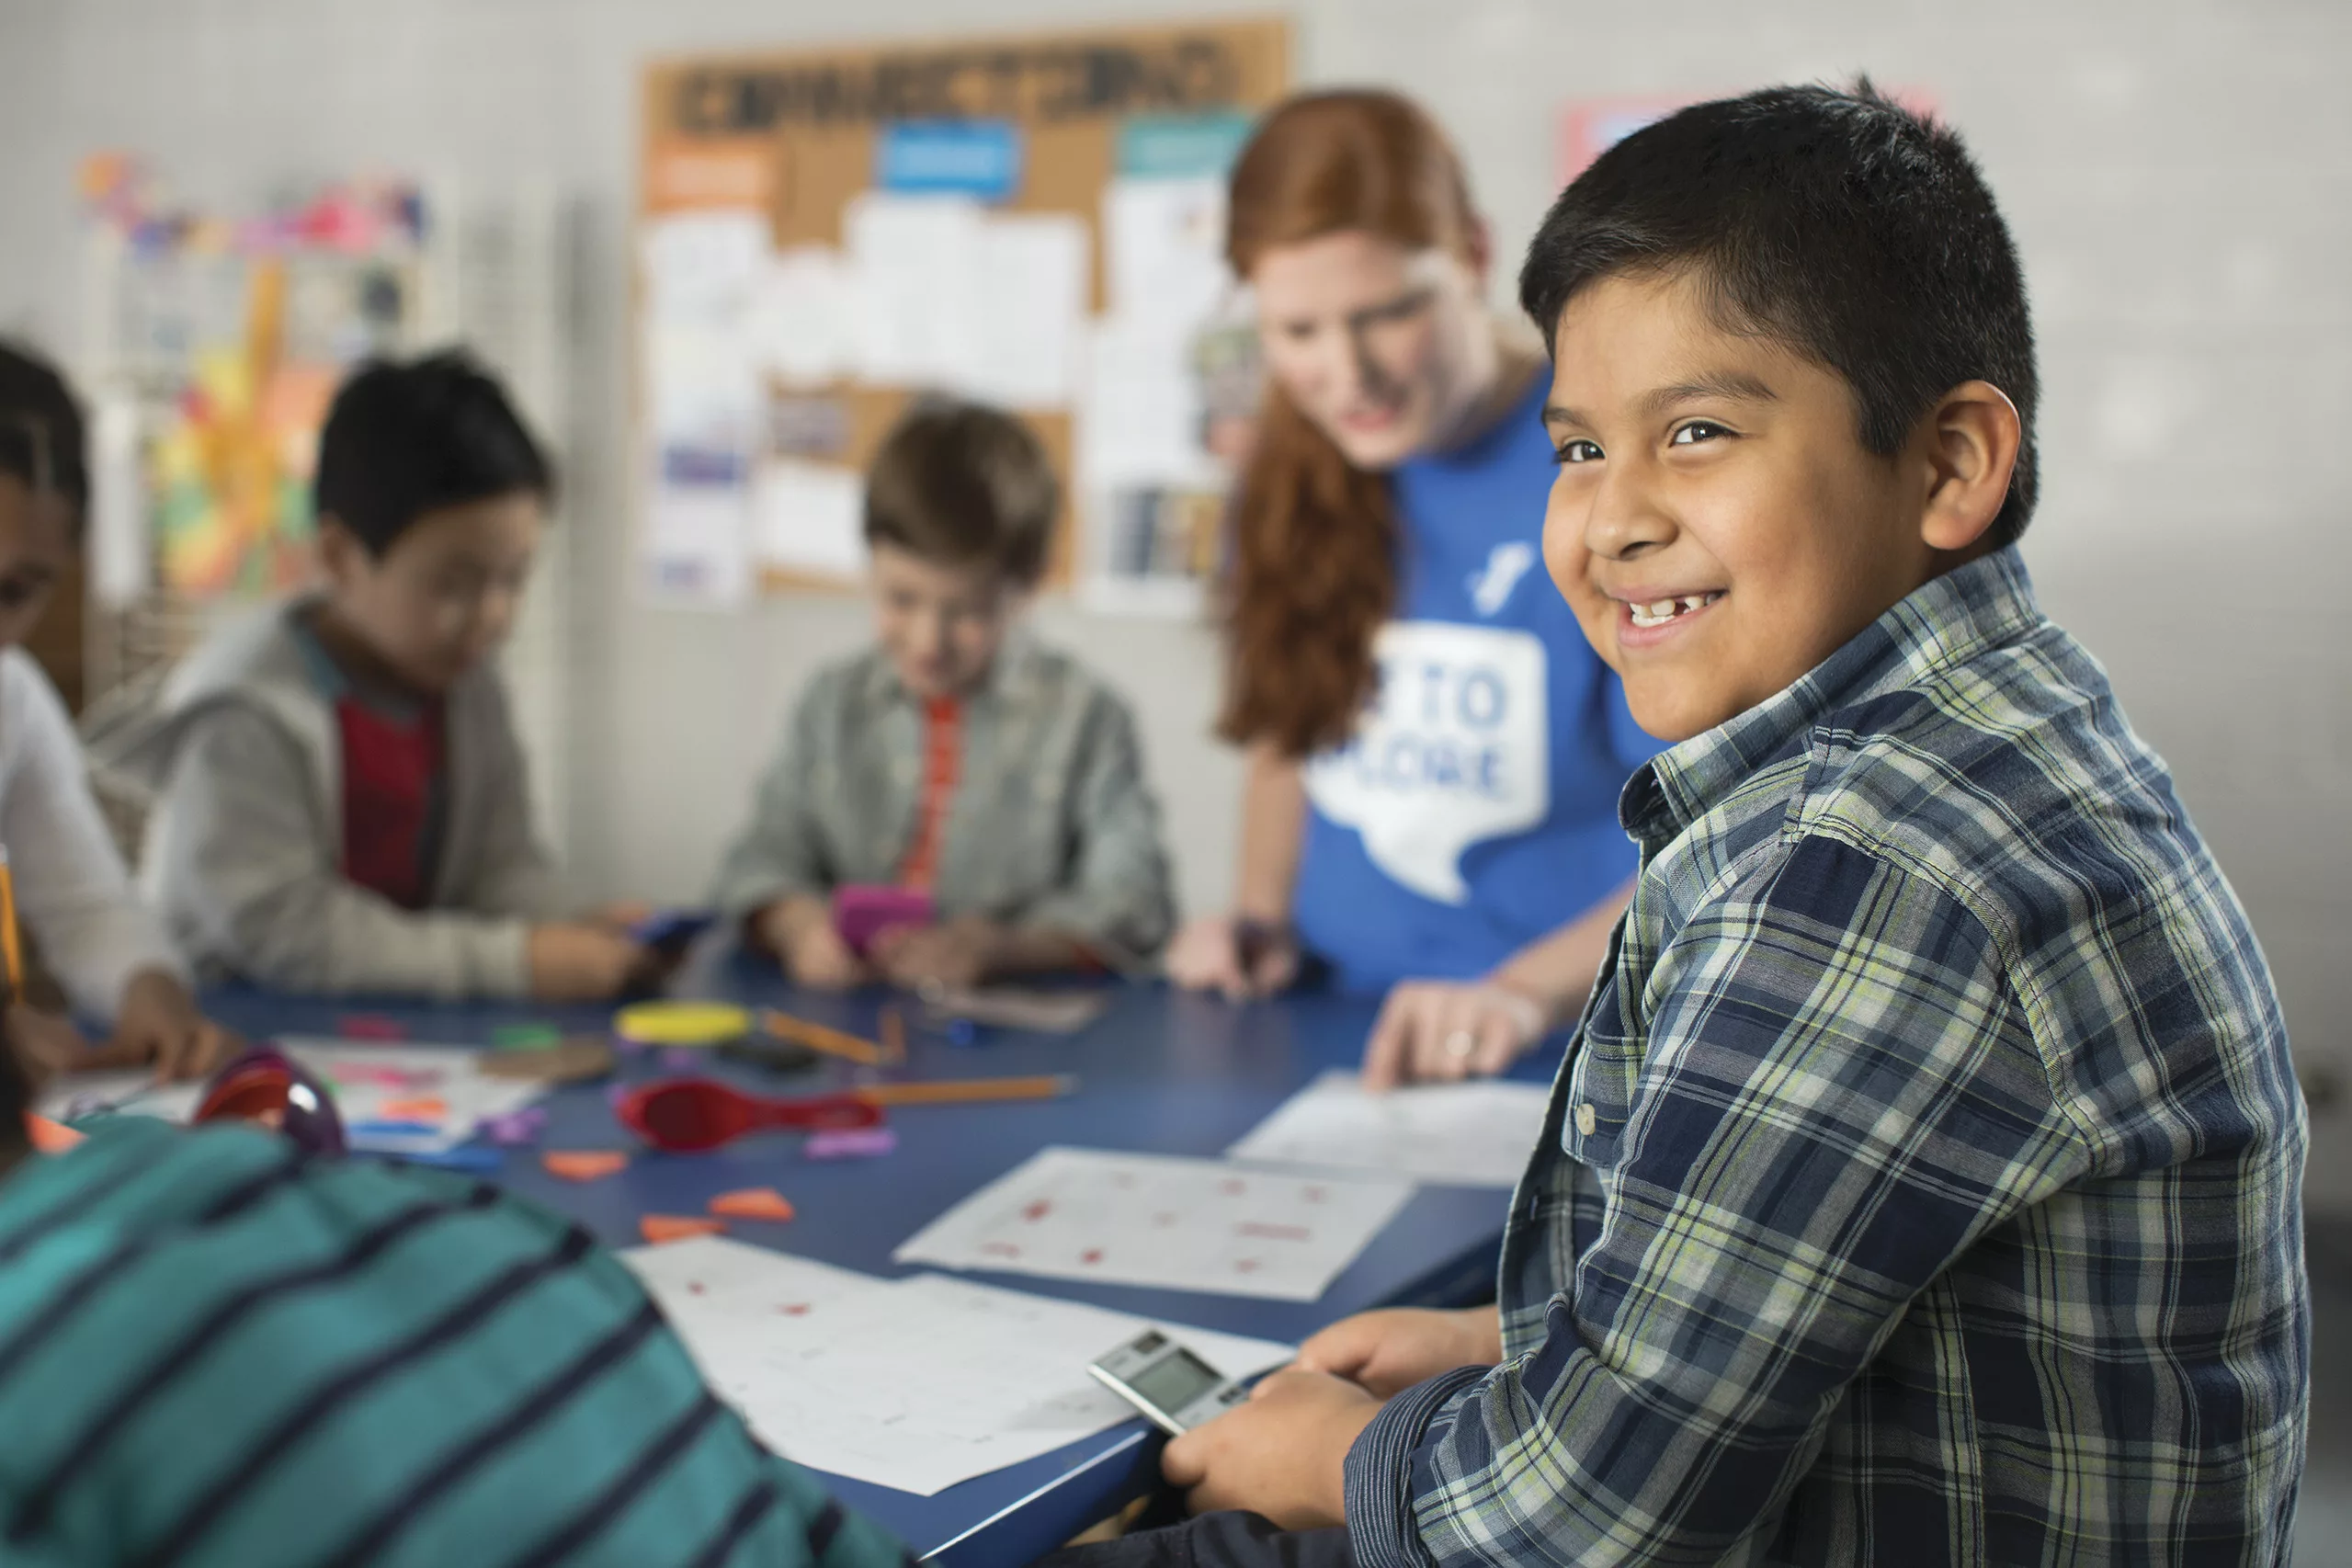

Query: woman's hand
[
  {"left": 1361, "top": 978, "right": 1549, "bottom": 1089},
  {"left": 1165, "top": 915, "right": 1299, "bottom": 1001}
]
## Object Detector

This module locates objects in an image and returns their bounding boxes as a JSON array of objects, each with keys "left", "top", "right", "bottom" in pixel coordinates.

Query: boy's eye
[
  {"left": 1669, "top": 420, "right": 1731, "bottom": 447},
  {"left": 1553, "top": 438, "right": 1604, "bottom": 466}
]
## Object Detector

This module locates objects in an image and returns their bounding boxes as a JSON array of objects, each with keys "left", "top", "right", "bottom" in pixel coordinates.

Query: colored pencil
[
  {"left": 0, "top": 847, "right": 22, "bottom": 992},
  {"left": 760, "top": 1008, "right": 887, "bottom": 1067},
  {"left": 854, "top": 1074, "right": 1074, "bottom": 1107}
]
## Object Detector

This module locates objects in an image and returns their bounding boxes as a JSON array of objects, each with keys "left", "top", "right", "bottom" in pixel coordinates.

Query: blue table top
[{"left": 199, "top": 949, "right": 1529, "bottom": 1564}]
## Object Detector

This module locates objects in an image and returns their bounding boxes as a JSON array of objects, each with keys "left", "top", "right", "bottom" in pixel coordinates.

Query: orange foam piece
[
  {"left": 708, "top": 1187, "right": 796, "bottom": 1222},
  {"left": 24, "top": 1115, "right": 84, "bottom": 1154},
  {"left": 541, "top": 1150, "right": 629, "bottom": 1183},
  {"left": 640, "top": 1214, "right": 728, "bottom": 1244},
  {"left": 378, "top": 1096, "right": 449, "bottom": 1120}
]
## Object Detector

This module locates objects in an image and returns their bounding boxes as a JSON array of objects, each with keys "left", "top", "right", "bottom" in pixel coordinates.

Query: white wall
[{"left": 2, "top": 0, "right": 2346, "bottom": 1204}]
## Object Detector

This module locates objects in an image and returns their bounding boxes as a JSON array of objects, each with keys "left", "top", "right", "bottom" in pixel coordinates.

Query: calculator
[{"left": 1087, "top": 1329, "right": 1253, "bottom": 1435}]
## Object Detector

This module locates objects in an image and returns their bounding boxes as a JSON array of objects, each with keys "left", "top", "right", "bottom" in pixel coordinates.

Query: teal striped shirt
[{"left": 0, "top": 1118, "right": 912, "bottom": 1568}]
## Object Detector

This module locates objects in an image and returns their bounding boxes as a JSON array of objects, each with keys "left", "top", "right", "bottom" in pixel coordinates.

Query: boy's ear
[
  {"left": 314, "top": 516, "right": 369, "bottom": 585},
  {"left": 1916, "top": 381, "right": 2022, "bottom": 553}
]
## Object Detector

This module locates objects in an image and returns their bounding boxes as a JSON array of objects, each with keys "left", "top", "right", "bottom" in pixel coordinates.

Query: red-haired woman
[{"left": 1165, "top": 91, "right": 1653, "bottom": 1086}]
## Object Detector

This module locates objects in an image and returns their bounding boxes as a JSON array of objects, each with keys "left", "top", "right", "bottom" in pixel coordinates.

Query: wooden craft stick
[
  {"left": 854, "top": 1074, "right": 1074, "bottom": 1108},
  {"left": 880, "top": 1006, "right": 908, "bottom": 1065},
  {"left": 760, "top": 1008, "right": 888, "bottom": 1067}
]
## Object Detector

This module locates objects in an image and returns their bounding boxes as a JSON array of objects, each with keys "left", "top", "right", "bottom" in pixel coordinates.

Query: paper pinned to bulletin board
[{"left": 637, "top": 20, "right": 1289, "bottom": 612}]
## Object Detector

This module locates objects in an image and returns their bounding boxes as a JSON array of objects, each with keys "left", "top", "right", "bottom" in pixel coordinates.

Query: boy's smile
[{"left": 1540, "top": 269, "right": 1964, "bottom": 744}]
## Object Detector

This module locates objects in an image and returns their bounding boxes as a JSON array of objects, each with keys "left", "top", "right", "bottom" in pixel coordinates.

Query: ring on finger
[{"left": 1444, "top": 1030, "right": 1476, "bottom": 1060}]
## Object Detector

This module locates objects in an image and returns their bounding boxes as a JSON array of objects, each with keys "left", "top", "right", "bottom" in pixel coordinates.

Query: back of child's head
[
  {"left": 1520, "top": 82, "right": 2040, "bottom": 547},
  {"left": 314, "top": 350, "right": 552, "bottom": 558},
  {"left": 864, "top": 399, "right": 1058, "bottom": 585},
  {"left": 0, "top": 340, "right": 88, "bottom": 527}
]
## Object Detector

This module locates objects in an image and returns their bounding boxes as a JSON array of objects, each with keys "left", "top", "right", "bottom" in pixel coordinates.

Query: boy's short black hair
[
  {"left": 864, "top": 399, "right": 1058, "bottom": 584},
  {"left": 314, "top": 350, "right": 553, "bottom": 557},
  {"left": 0, "top": 340, "right": 90, "bottom": 528},
  {"left": 1520, "top": 82, "right": 2040, "bottom": 546}
]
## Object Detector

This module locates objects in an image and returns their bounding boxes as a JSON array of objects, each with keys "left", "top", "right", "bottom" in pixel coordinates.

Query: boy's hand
[
  {"left": 1162, "top": 1368, "right": 1378, "bottom": 1528},
  {"left": 1166, "top": 915, "right": 1299, "bottom": 1001},
  {"left": 8, "top": 1004, "right": 88, "bottom": 1089},
  {"left": 1296, "top": 1306, "right": 1505, "bottom": 1399},
  {"left": 871, "top": 915, "right": 1004, "bottom": 991},
  {"left": 765, "top": 906, "right": 869, "bottom": 992},
  {"left": 588, "top": 901, "right": 656, "bottom": 933},
  {"left": 528, "top": 924, "right": 648, "bottom": 1002},
  {"left": 108, "top": 970, "right": 234, "bottom": 1083},
  {"left": 1361, "top": 980, "right": 1549, "bottom": 1089}
]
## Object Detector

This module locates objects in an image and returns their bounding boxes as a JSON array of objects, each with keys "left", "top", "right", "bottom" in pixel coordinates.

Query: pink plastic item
[{"left": 832, "top": 885, "right": 935, "bottom": 957}]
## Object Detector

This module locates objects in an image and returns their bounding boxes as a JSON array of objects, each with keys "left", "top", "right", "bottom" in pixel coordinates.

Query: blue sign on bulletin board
[
  {"left": 875, "top": 120, "right": 1025, "bottom": 201},
  {"left": 1116, "top": 111, "right": 1256, "bottom": 178}
]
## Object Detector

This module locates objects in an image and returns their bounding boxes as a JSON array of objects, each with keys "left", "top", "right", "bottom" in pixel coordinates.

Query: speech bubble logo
[{"left": 1304, "top": 622, "right": 1550, "bottom": 904}]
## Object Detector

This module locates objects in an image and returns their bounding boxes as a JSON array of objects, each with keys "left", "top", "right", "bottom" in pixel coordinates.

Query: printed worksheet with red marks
[{"left": 892, "top": 1146, "right": 1415, "bottom": 1302}]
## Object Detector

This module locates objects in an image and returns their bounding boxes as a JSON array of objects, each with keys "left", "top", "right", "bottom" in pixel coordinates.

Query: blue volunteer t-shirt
[{"left": 1292, "top": 372, "right": 1658, "bottom": 994}]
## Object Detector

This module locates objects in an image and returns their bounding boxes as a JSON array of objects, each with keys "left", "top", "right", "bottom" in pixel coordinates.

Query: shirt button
[{"left": 1574, "top": 1103, "right": 1598, "bottom": 1138}]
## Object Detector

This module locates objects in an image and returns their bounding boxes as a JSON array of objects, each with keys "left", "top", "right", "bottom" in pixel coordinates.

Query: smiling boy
[{"left": 1062, "top": 85, "right": 2307, "bottom": 1567}]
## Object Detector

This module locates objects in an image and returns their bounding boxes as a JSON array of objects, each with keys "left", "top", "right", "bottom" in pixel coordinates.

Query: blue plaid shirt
[{"left": 1345, "top": 549, "right": 2308, "bottom": 1564}]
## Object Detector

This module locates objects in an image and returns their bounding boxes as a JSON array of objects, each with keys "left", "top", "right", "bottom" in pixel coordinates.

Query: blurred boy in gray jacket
[
  {"left": 712, "top": 400, "right": 1176, "bottom": 988},
  {"left": 100, "top": 353, "right": 647, "bottom": 1002}
]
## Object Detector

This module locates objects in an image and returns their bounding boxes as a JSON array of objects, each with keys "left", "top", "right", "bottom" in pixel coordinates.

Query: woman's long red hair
[{"left": 1218, "top": 91, "right": 1482, "bottom": 756}]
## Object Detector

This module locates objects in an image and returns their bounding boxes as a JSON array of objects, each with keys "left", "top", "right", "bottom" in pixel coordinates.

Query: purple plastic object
[
  {"left": 478, "top": 1107, "right": 549, "bottom": 1147},
  {"left": 805, "top": 1127, "right": 898, "bottom": 1161},
  {"left": 832, "top": 884, "right": 935, "bottom": 957},
  {"left": 195, "top": 1047, "right": 348, "bottom": 1156}
]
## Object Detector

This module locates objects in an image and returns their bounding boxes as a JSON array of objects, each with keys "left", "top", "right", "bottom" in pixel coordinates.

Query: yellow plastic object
[{"left": 613, "top": 1001, "right": 752, "bottom": 1047}]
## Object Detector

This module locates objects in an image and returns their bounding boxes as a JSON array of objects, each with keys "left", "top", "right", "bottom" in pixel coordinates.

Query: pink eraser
[{"left": 831, "top": 886, "right": 935, "bottom": 957}]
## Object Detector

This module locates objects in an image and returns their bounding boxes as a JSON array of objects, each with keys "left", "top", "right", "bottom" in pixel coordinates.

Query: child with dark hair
[
  {"left": 0, "top": 341, "right": 226, "bottom": 1083},
  {"left": 1057, "top": 84, "right": 2304, "bottom": 1567},
  {"left": 712, "top": 398, "right": 1175, "bottom": 990},
  {"left": 105, "top": 351, "right": 647, "bottom": 1000},
  {"left": 0, "top": 1004, "right": 914, "bottom": 1568}
]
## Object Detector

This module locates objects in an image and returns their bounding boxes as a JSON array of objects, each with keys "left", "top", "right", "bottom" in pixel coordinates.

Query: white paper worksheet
[
  {"left": 36, "top": 1040, "right": 548, "bottom": 1155},
  {"left": 621, "top": 1236, "right": 1291, "bottom": 1496},
  {"left": 1227, "top": 1071, "right": 1554, "bottom": 1188},
  {"left": 893, "top": 1146, "right": 1415, "bottom": 1302}
]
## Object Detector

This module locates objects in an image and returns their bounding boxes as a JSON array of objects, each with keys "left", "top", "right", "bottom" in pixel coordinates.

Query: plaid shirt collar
[{"left": 1621, "top": 545, "right": 2045, "bottom": 846}]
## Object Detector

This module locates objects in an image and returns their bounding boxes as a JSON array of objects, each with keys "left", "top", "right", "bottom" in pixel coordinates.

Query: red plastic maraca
[{"left": 615, "top": 1077, "right": 884, "bottom": 1154}]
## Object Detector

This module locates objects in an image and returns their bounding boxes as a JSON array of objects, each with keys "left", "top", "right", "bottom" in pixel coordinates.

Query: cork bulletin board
[{"left": 636, "top": 18, "right": 1290, "bottom": 609}]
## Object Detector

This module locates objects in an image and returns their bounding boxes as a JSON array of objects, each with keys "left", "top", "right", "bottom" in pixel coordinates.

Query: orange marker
[
  {"left": 760, "top": 1008, "right": 887, "bottom": 1068},
  {"left": 854, "top": 1074, "right": 1074, "bottom": 1108}
]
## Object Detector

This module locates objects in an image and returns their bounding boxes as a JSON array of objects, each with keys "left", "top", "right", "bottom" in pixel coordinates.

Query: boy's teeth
[{"left": 1627, "top": 592, "right": 1720, "bottom": 629}]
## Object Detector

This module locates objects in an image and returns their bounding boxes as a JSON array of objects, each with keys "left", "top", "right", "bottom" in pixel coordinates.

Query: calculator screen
[{"left": 1128, "top": 1347, "right": 1225, "bottom": 1412}]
